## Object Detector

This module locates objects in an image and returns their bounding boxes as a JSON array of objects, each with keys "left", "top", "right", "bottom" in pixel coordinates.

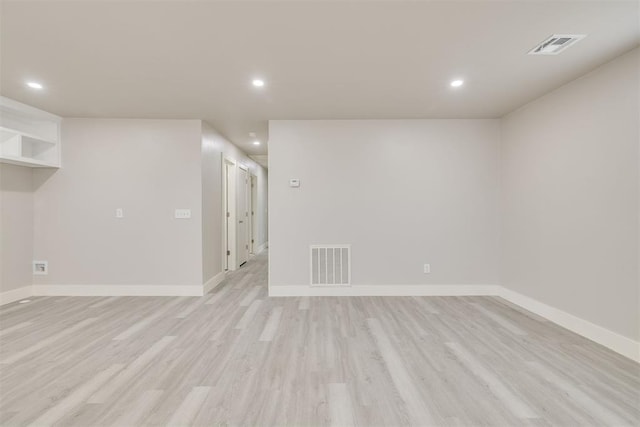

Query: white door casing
[
  {"left": 250, "top": 174, "right": 258, "bottom": 254},
  {"left": 237, "top": 165, "right": 250, "bottom": 266}
]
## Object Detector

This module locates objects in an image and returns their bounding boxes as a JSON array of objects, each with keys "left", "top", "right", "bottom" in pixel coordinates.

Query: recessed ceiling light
[
  {"left": 26, "top": 81, "right": 43, "bottom": 90},
  {"left": 450, "top": 79, "right": 464, "bottom": 88},
  {"left": 252, "top": 79, "right": 265, "bottom": 88},
  {"left": 18, "top": 299, "right": 31, "bottom": 304},
  {"left": 253, "top": 141, "right": 261, "bottom": 146}
]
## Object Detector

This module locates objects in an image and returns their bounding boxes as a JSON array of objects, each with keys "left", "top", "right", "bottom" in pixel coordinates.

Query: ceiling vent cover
[
  {"left": 311, "top": 245, "right": 351, "bottom": 286},
  {"left": 528, "top": 34, "right": 586, "bottom": 55}
]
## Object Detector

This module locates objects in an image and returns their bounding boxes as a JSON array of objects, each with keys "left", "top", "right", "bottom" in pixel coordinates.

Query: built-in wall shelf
[{"left": 0, "top": 97, "right": 61, "bottom": 168}]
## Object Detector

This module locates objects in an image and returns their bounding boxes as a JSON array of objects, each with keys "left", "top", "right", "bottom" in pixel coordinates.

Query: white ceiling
[
  {"left": 1, "top": 1, "right": 638, "bottom": 156},
  {"left": 249, "top": 155, "right": 268, "bottom": 169}
]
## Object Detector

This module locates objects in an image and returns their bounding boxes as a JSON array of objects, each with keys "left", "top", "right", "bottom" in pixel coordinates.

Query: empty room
[{"left": 0, "top": 0, "right": 638, "bottom": 426}]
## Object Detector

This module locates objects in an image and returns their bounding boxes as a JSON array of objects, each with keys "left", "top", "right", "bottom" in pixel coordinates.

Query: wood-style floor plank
[
  {"left": 28, "top": 364, "right": 124, "bottom": 427},
  {"left": 0, "top": 317, "right": 98, "bottom": 364},
  {"left": 166, "top": 386, "right": 211, "bottom": 426},
  {"left": 0, "top": 250, "right": 638, "bottom": 426}
]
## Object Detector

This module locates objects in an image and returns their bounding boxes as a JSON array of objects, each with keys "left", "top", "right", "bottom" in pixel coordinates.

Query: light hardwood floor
[{"left": 1, "top": 251, "right": 639, "bottom": 426}]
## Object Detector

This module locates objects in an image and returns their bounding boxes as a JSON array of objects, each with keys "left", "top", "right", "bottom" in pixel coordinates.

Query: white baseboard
[
  {"left": 32, "top": 284, "right": 203, "bottom": 297},
  {"left": 0, "top": 286, "right": 33, "bottom": 305},
  {"left": 31, "top": 274, "right": 229, "bottom": 298},
  {"left": 268, "top": 284, "right": 499, "bottom": 297},
  {"left": 497, "top": 287, "right": 640, "bottom": 363},
  {"left": 203, "top": 271, "right": 226, "bottom": 295}
]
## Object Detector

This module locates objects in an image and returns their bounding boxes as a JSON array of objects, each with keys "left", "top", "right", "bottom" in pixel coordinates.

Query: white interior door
[
  {"left": 237, "top": 166, "right": 250, "bottom": 266},
  {"left": 224, "top": 158, "right": 236, "bottom": 271}
]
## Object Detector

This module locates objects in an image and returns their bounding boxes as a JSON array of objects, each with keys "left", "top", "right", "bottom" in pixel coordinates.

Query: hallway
[{"left": 1, "top": 251, "right": 639, "bottom": 426}]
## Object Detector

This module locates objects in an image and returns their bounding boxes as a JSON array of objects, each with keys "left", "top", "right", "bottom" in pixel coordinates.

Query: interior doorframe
[
  {"left": 250, "top": 174, "right": 258, "bottom": 254},
  {"left": 237, "top": 164, "right": 250, "bottom": 266},
  {"left": 222, "top": 156, "right": 237, "bottom": 271}
]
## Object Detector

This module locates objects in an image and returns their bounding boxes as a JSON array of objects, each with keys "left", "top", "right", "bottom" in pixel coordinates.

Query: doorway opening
[{"left": 237, "top": 165, "right": 250, "bottom": 267}]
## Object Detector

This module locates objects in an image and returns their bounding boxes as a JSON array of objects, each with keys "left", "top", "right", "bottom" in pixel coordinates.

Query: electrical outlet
[
  {"left": 175, "top": 209, "right": 192, "bottom": 219},
  {"left": 115, "top": 208, "right": 124, "bottom": 218},
  {"left": 423, "top": 264, "right": 431, "bottom": 274}
]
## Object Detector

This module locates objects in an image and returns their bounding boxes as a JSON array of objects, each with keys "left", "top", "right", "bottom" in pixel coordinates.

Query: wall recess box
[
  {"left": 0, "top": 96, "right": 62, "bottom": 168},
  {"left": 33, "top": 261, "right": 48, "bottom": 275}
]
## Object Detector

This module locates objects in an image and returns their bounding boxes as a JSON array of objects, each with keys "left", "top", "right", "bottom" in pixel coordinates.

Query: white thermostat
[{"left": 289, "top": 179, "right": 300, "bottom": 188}]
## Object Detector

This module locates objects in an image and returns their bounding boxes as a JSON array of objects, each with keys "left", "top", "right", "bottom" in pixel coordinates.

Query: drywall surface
[
  {"left": 269, "top": 119, "right": 500, "bottom": 287},
  {"left": 201, "top": 121, "right": 268, "bottom": 283},
  {"left": 0, "top": 164, "right": 33, "bottom": 293},
  {"left": 501, "top": 48, "right": 639, "bottom": 340},
  {"left": 32, "top": 119, "right": 204, "bottom": 287}
]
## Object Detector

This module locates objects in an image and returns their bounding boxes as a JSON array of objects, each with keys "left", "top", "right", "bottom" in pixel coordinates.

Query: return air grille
[
  {"left": 528, "top": 34, "right": 586, "bottom": 55},
  {"left": 310, "top": 245, "right": 351, "bottom": 286}
]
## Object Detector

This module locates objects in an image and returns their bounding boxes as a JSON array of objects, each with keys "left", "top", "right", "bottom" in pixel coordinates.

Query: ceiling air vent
[{"left": 528, "top": 34, "right": 586, "bottom": 55}]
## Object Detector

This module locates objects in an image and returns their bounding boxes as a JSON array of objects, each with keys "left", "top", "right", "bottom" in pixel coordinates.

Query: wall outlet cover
[{"left": 175, "top": 209, "right": 192, "bottom": 219}]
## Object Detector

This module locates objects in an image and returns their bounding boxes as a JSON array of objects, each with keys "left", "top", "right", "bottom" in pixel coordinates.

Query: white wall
[
  {"left": 269, "top": 120, "right": 500, "bottom": 288},
  {"left": 32, "top": 119, "right": 205, "bottom": 287},
  {"left": 0, "top": 164, "right": 33, "bottom": 294},
  {"left": 501, "top": 48, "right": 639, "bottom": 341},
  {"left": 0, "top": 117, "right": 266, "bottom": 298},
  {"left": 201, "top": 121, "right": 268, "bottom": 283}
]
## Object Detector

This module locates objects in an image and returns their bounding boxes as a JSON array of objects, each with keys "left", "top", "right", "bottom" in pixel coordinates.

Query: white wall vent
[
  {"left": 528, "top": 34, "right": 586, "bottom": 55},
  {"left": 310, "top": 245, "right": 351, "bottom": 286}
]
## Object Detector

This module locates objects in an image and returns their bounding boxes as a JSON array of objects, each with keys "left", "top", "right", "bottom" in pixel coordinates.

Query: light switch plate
[
  {"left": 289, "top": 179, "right": 300, "bottom": 188},
  {"left": 175, "top": 209, "right": 192, "bottom": 219},
  {"left": 115, "top": 208, "right": 124, "bottom": 218}
]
